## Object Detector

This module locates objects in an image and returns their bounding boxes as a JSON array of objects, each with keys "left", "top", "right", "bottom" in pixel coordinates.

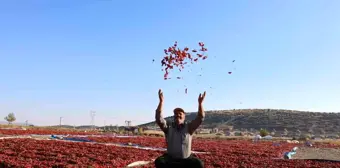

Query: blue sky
[{"left": 0, "top": 1, "right": 339, "bottom": 126}]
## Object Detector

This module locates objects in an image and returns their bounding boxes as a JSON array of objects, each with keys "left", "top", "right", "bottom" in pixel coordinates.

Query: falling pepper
[{"left": 160, "top": 41, "right": 208, "bottom": 81}]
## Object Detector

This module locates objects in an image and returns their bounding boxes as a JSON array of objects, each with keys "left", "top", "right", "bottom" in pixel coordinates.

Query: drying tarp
[{"left": 63, "top": 137, "right": 93, "bottom": 142}]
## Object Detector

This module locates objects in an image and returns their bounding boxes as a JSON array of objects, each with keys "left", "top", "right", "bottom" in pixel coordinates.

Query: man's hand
[
  {"left": 198, "top": 91, "right": 206, "bottom": 104},
  {"left": 158, "top": 89, "right": 164, "bottom": 102},
  {"left": 189, "top": 91, "right": 206, "bottom": 135},
  {"left": 156, "top": 89, "right": 167, "bottom": 133}
]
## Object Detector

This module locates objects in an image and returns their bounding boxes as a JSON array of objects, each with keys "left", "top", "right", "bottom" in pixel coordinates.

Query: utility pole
[
  {"left": 90, "top": 111, "right": 96, "bottom": 130},
  {"left": 59, "top": 117, "right": 63, "bottom": 127},
  {"left": 25, "top": 120, "right": 28, "bottom": 127}
]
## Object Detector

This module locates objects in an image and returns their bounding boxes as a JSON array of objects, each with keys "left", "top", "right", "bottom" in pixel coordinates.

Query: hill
[{"left": 139, "top": 109, "right": 340, "bottom": 136}]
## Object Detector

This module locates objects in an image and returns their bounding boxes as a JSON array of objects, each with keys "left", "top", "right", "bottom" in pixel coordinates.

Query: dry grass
[
  {"left": 313, "top": 139, "right": 340, "bottom": 146},
  {"left": 140, "top": 131, "right": 296, "bottom": 140},
  {"left": 329, "top": 141, "right": 340, "bottom": 146},
  {"left": 292, "top": 147, "right": 340, "bottom": 161},
  {"left": 0, "top": 124, "right": 96, "bottom": 133},
  {"left": 0, "top": 124, "right": 24, "bottom": 128}
]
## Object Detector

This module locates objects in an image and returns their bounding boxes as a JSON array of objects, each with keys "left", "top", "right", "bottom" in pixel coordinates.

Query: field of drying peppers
[{"left": 0, "top": 129, "right": 340, "bottom": 167}]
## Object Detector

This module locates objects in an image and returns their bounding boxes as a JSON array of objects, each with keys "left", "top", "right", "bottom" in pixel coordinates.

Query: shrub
[
  {"left": 259, "top": 129, "right": 269, "bottom": 137},
  {"left": 4, "top": 113, "right": 16, "bottom": 125},
  {"left": 234, "top": 132, "right": 242, "bottom": 136},
  {"left": 298, "top": 134, "right": 311, "bottom": 141}
]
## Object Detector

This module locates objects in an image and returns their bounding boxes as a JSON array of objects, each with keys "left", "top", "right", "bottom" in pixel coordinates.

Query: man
[{"left": 154, "top": 89, "right": 205, "bottom": 168}]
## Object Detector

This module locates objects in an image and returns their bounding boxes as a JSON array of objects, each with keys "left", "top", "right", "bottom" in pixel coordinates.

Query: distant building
[
  {"left": 145, "top": 126, "right": 160, "bottom": 131},
  {"left": 212, "top": 128, "right": 219, "bottom": 133},
  {"left": 326, "top": 134, "right": 339, "bottom": 139},
  {"left": 198, "top": 129, "right": 211, "bottom": 134},
  {"left": 311, "top": 135, "right": 322, "bottom": 140}
]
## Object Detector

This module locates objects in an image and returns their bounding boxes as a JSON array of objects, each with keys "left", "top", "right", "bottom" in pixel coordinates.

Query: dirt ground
[{"left": 292, "top": 147, "right": 340, "bottom": 161}]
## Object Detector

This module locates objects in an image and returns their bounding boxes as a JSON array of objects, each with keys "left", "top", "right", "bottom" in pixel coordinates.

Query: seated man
[{"left": 154, "top": 89, "right": 205, "bottom": 168}]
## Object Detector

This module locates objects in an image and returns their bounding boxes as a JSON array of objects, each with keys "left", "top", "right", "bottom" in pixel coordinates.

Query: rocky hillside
[{"left": 140, "top": 109, "right": 340, "bottom": 136}]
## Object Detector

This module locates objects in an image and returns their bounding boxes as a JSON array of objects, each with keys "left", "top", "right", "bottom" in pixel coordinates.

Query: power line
[{"left": 125, "top": 120, "right": 131, "bottom": 127}]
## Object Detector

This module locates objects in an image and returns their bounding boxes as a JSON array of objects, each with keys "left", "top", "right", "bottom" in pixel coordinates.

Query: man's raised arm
[
  {"left": 188, "top": 92, "right": 206, "bottom": 135},
  {"left": 155, "top": 89, "right": 168, "bottom": 133}
]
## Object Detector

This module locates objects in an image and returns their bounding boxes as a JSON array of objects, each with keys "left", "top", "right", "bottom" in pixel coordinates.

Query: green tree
[
  {"left": 4, "top": 113, "right": 16, "bottom": 125},
  {"left": 259, "top": 128, "right": 269, "bottom": 137}
]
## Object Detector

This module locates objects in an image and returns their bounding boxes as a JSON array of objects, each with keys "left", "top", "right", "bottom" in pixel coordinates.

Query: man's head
[{"left": 173, "top": 107, "right": 185, "bottom": 125}]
